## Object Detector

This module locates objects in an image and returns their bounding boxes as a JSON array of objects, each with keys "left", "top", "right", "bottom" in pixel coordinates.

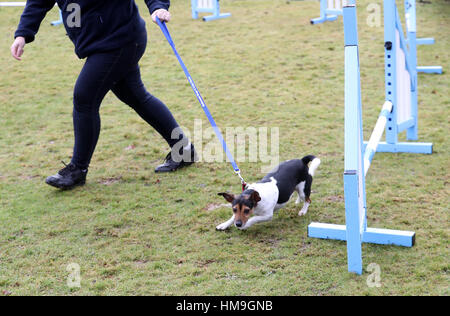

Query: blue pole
[{"left": 343, "top": 3, "right": 365, "bottom": 275}]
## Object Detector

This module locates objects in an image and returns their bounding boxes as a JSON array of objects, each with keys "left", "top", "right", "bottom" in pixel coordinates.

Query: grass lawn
[{"left": 0, "top": 0, "right": 448, "bottom": 295}]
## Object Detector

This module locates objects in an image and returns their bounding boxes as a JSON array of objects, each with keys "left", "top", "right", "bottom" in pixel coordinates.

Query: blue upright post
[
  {"left": 191, "top": 0, "right": 199, "bottom": 19},
  {"left": 343, "top": 3, "right": 365, "bottom": 275},
  {"left": 384, "top": 0, "right": 398, "bottom": 146},
  {"left": 404, "top": 0, "right": 418, "bottom": 140}
]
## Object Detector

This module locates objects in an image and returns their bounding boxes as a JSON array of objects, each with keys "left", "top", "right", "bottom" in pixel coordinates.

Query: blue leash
[{"left": 156, "top": 19, "right": 246, "bottom": 189}]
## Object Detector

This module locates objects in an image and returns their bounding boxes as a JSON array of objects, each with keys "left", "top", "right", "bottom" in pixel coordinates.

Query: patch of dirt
[
  {"left": 197, "top": 259, "right": 216, "bottom": 268},
  {"left": 100, "top": 176, "right": 123, "bottom": 186},
  {"left": 203, "top": 203, "right": 230, "bottom": 212},
  {"left": 325, "top": 195, "right": 344, "bottom": 202}
]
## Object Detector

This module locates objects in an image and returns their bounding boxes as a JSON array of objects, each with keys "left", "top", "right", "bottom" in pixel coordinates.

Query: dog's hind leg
[
  {"left": 298, "top": 176, "right": 312, "bottom": 216},
  {"left": 298, "top": 200, "right": 310, "bottom": 216},
  {"left": 295, "top": 182, "right": 306, "bottom": 205}
]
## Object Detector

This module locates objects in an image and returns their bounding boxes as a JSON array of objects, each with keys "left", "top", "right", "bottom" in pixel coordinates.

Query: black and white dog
[{"left": 217, "top": 156, "right": 320, "bottom": 230}]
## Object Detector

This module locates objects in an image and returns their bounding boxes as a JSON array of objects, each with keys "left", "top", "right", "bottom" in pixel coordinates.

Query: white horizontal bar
[
  {"left": 417, "top": 66, "right": 443, "bottom": 74},
  {"left": 364, "top": 101, "right": 393, "bottom": 176}
]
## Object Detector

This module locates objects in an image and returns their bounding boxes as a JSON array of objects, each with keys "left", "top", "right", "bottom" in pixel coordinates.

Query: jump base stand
[{"left": 191, "top": 0, "right": 231, "bottom": 22}]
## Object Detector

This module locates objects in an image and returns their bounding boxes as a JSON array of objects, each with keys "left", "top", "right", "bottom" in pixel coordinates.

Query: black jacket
[{"left": 15, "top": 0, "right": 170, "bottom": 59}]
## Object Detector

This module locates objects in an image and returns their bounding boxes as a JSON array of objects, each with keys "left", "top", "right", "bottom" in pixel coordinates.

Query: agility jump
[
  {"left": 310, "top": 0, "right": 442, "bottom": 74},
  {"left": 306, "top": 0, "right": 437, "bottom": 274},
  {"left": 191, "top": 0, "right": 231, "bottom": 22}
]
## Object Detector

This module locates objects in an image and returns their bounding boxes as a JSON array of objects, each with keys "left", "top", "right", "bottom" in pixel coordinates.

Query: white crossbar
[{"left": 364, "top": 101, "right": 393, "bottom": 176}]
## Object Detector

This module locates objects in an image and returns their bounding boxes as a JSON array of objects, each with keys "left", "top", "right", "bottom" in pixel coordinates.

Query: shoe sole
[
  {"left": 154, "top": 161, "right": 195, "bottom": 173},
  {"left": 45, "top": 179, "right": 86, "bottom": 190}
]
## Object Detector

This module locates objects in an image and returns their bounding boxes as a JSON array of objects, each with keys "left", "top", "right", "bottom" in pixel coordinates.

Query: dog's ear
[
  {"left": 218, "top": 192, "right": 235, "bottom": 203},
  {"left": 250, "top": 191, "right": 261, "bottom": 205}
]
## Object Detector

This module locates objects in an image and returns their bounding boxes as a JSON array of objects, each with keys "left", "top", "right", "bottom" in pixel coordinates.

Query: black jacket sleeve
[
  {"left": 144, "top": 0, "right": 170, "bottom": 15},
  {"left": 14, "top": 0, "right": 56, "bottom": 43}
]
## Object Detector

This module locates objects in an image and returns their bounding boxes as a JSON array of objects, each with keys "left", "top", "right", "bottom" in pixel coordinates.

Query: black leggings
[{"left": 71, "top": 30, "right": 182, "bottom": 169}]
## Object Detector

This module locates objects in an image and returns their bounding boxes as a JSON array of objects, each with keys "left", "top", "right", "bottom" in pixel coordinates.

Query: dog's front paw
[{"left": 216, "top": 222, "right": 230, "bottom": 231}]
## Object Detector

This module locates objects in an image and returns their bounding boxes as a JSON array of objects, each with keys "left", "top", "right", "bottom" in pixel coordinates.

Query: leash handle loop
[{"left": 156, "top": 18, "right": 174, "bottom": 47}]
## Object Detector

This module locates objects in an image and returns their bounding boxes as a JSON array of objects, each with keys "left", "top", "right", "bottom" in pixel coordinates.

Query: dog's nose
[{"left": 235, "top": 220, "right": 242, "bottom": 227}]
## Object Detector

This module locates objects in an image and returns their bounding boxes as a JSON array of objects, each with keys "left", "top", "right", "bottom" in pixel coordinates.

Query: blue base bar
[
  {"left": 326, "top": 9, "right": 343, "bottom": 15},
  {"left": 308, "top": 222, "right": 415, "bottom": 247},
  {"left": 310, "top": 15, "right": 338, "bottom": 24},
  {"left": 363, "top": 141, "right": 433, "bottom": 154},
  {"left": 416, "top": 37, "right": 435, "bottom": 45},
  {"left": 202, "top": 13, "right": 231, "bottom": 22},
  {"left": 51, "top": 9, "right": 62, "bottom": 26},
  {"left": 417, "top": 66, "right": 443, "bottom": 74}
]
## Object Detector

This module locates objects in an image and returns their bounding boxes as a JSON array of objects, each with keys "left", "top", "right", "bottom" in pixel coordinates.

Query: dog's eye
[
  {"left": 244, "top": 209, "right": 250, "bottom": 215},
  {"left": 232, "top": 208, "right": 237, "bottom": 213}
]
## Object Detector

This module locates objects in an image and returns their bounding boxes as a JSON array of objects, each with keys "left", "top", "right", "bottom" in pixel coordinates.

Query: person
[{"left": 10, "top": 0, "right": 196, "bottom": 190}]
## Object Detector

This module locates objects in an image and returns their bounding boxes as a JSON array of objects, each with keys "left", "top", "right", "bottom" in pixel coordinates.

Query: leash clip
[{"left": 235, "top": 170, "right": 247, "bottom": 191}]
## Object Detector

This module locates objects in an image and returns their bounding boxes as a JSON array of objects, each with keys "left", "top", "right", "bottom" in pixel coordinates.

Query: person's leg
[
  {"left": 111, "top": 31, "right": 196, "bottom": 172},
  {"left": 111, "top": 65, "right": 183, "bottom": 148},
  {"left": 47, "top": 44, "right": 138, "bottom": 189},
  {"left": 71, "top": 49, "right": 128, "bottom": 169},
  {"left": 111, "top": 66, "right": 196, "bottom": 172}
]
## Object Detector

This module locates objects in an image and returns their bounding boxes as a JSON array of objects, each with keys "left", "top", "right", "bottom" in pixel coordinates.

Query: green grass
[{"left": 0, "top": 0, "right": 448, "bottom": 296}]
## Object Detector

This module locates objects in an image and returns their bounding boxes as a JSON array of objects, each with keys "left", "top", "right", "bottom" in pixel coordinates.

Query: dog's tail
[{"left": 302, "top": 155, "right": 321, "bottom": 176}]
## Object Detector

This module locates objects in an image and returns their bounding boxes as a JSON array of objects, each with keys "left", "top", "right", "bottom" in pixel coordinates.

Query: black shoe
[
  {"left": 155, "top": 144, "right": 197, "bottom": 173},
  {"left": 45, "top": 162, "right": 88, "bottom": 190}
]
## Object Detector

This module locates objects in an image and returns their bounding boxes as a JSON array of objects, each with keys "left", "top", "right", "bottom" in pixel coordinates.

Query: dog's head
[{"left": 218, "top": 190, "right": 261, "bottom": 228}]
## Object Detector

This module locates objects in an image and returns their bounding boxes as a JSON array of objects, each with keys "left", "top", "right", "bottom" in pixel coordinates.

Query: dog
[{"left": 216, "top": 155, "right": 320, "bottom": 230}]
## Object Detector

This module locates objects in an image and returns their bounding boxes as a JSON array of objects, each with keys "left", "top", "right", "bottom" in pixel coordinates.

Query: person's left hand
[{"left": 151, "top": 9, "right": 171, "bottom": 24}]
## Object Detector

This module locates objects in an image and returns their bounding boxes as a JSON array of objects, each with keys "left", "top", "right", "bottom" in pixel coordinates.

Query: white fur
[
  {"left": 295, "top": 181, "right": 310, "bottom": 216},
  {"left": 308, "top": 158, "right": 321, "bottom": 176},
  {"left": 298, "top": 201, "right": 310, "bottom": 216},
  {"left": 295, "top": 181, "right": 305, "bottom": 204},
  {"left": 216, "top": 177, "right": 279, "bottom": 231}
]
